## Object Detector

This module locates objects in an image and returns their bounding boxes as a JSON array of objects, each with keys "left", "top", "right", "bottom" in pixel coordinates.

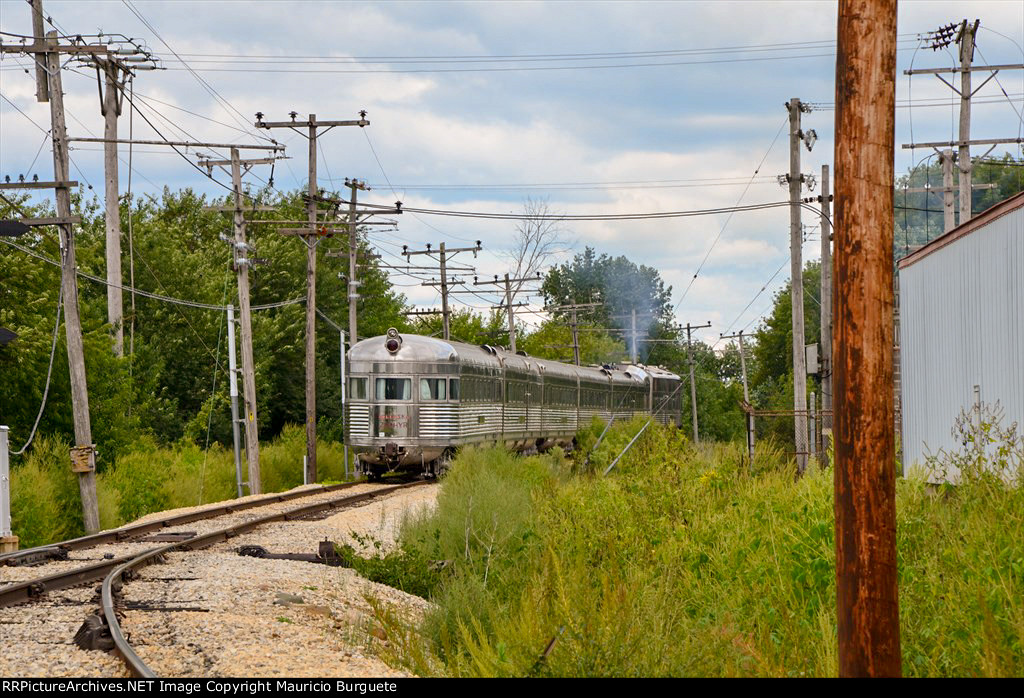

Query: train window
[
  {"left": 449, "top": 378, "right": 460, "bottom": 400},
  {"left": 349, "top": 377, "right": 367, "bottom": 400},
  {"left": 376, "top": 377, "right": 412, "bottom": 400},
  {"left": 420, "top": 378, "right": 447, "bottom": 401}
]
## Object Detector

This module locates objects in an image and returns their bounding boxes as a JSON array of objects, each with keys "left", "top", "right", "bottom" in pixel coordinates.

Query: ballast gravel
[{"left": 0, "top": 481, "right": 439, "bottom": 678}]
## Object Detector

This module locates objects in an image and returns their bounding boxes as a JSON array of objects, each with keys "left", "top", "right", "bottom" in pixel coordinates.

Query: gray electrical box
[{"left": 806, "top": 343, "right": 819, "bottom": 375}]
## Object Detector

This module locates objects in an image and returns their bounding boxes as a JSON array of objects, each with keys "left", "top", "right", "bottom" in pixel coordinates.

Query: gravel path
[
  {"left": 0, "top": 481, "right": 440, "bottom": 678},
  {"left": 122, "top": 483, "right": 438, "bottom": 677}
]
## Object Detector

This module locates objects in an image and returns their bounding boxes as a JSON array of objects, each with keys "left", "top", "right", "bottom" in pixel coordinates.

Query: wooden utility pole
[
  {"left": 902, "top": 21, "right": 1023, "bottom": 228},
  {"left": 228, "top": 149, "right": 262, "bottom": 494},
  {"left": 29, "top": 0, "right": 48, "bottom": 102},
  {"left": 819, "top": 165, "right": 833, "bottom": 464},
  {"left": 721, "top": 331, "right": 754, "bottom": 461},
  {"left": 787, "top": 98, "right": 810, "bottom": 473},
  {"left": 201, "top": 151, "right": 282, "bottom": 495},
  {"left": 405, "top": 242, "right": 482, "bottom": 340},
  {"left": 345, "top": 178, "right": 369, "bottom": 345},
  {"left": 940, "top": 150, "right": 956, "bottom": 233},
  {"left": 503, "top": 274, "right": 518, "bottom": 353},
  {"left": 2, "top": 2, "right": 161, "bottom": 532},
  {"left": 630, "top": 309, "right": 638, "bottom": 363},
  {"left": 547, "top": 301, "right": 602, "bottom": 366},
  {"left": 833, "top": 0, "right": 901, "bottom": 677},
  {"left": 902, "top": 149, "right": 994, "bottom": 235},
  {"left": 957, "top": 21, "right": 978, "bottom": 224},
  {"left": 683, "top": 321, "right": 712, "bottom": 443},
  {"left": 98, "top": 60, "right": 126, "bottom": 355},
  {"left": 47, "top": 30, "right": 99, "bottom": 533},
  {"left": 474, "top": 272, "right": 542, "bottom": 353},
  {"left": 255, "top": 112, "right": 369, "bottom": 484}
]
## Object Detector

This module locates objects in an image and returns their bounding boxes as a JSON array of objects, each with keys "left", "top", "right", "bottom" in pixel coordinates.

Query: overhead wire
[
  {"left": 0, "top": 238, "right": 303, "bottom": 311},
  {"left": 120, "top": 0, "right": 274, "bottom": 145},
  {"left": 11, "top": 288, "right": 63, "bottom": 455},
  {"left": 673, "top": 116, "right": 789, "bottom": 313}
]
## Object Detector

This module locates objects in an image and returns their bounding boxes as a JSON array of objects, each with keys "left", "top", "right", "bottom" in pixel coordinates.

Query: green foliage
[
  {"left": 9, "top": 436, "right": 86, "bottom": 547},
  {"left": 9, "top": 425, "right": 350, "bottom": 547},
  {"left": 370, "top": 422, "right": 1024, "bottom": 677},
  {"left": 410, "top": 308, "right": 505, "bottom": 347},
  {"left": 518, "top": 319, "right": 627, "bottom": 365},
  {"left": 334, "top": 532, "right": 441, "bottom": 600},
  {"left": 0, "top": 187, "right": 409, "bottom": 461}
]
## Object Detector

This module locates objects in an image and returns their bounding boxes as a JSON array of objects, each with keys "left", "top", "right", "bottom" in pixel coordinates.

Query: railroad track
[
  {"left": 103, "top": 479, "right": 431, "bottom": 677},
  {"left": 0, "top": 480, "right": 370, "bottom": 570},
  {"left": 0, "top": 478, "right": 432, "bottom": 678}
]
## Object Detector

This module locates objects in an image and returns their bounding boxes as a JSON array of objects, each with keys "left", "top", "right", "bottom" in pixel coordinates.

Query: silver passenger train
[{"left": 346, "top": 328, "right": 683, "bottom": 478}]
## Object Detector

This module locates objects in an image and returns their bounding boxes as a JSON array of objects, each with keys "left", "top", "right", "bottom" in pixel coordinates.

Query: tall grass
[
  {"left": 9, "top": 425, "right": 352, "bottom": 547},
  {"left": 370, "top": 418, "right": 1023, "bottom": 677}
]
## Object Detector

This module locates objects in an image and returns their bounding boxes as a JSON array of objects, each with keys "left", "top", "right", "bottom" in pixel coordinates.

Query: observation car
[{"left": 346, "top": 328, "right": 683, "bottom": 478}]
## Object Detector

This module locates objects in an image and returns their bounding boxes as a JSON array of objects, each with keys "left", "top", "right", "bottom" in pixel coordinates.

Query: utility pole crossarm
[
  {"left": 254, "top": 112, "right": 372, "bottom": 484},
  {"left": 255, "top": 117, "right": 369, "bottom": 130},
  {"left": 0, "top": 180, "right": 78, "bottom": 190},
  {"left": 67, "top": 137, "right": 284, "bottom": 151},
  {"left": 904, "top": 63, "right": 1024, "bottom": 75},
  {"left": 401, "top": 242, "right": 482, "bottom": 340},
  {"left": 901, "top": 137, "right": 1024, "bottom": 149}
]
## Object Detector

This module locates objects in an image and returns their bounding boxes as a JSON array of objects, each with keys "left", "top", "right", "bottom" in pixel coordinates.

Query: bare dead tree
[{"left": 501, "top": 197, "right": 572, "bottom": 295}]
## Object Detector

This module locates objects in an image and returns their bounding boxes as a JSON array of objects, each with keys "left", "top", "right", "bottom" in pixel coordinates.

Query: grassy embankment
[
  {"left": 10, "top": 425, "right": 351, "bottom": 547},
  {"left": 348, "top": 418, "right": 1023, "bottom": 677}
]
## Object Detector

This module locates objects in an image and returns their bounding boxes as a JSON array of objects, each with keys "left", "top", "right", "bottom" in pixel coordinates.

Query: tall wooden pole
[
  {"left": 788, "top": 98, "right": 809, "bottom": 474},
  {"left": 102, "top": 61, "right": 125, "bottom": 356},
  {"left": 958, "top": 21, "right": 978, "bottom": 225},
  {"left": 820, "top": 164, "right": 833, "bottom": 465},
  {"left": 305, "top": 116, "right": 318, "bottom": 484},
  {"left": 347, "top": 179, "right": 364, "bottom": 347},
  {"left": 439, "top": 242, "right": 450, "bottom": 341},
  {"left": 570, "top": 308, "right": 581, "bottom": 366},
  {"left": 722, "top": 330, "right": 755, "bottom": 461},
  {"left": 252, "top": 111, "right": 370, "bottom": 484},
  {"left": 46, "top": 31, "right": 99, "bottom": 532},
  {"left": 29, "top": 0, "right": 48, "bottom": 102},
  {"left": 941, "top": 149, "right": 956, "bottom": 233},
  {"left": 230, "top": 149, "right": 261, "bottom": 494},
  {"left": 683, "top": 321, "right": 711, "bottom": 443},
  {"left": 504, "top": 274, "right": 517, "bottom": 354},
  {"left": 833, "top": 0, "right": 901, "bottom": 677}
]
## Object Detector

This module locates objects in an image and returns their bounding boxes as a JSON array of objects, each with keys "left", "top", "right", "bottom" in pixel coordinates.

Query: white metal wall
[{"left": 900, "top": 206, "right": 1024, "bottom": 479}]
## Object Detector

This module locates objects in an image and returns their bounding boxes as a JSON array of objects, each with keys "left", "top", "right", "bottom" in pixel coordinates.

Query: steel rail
[
  {"left": 0, "top": 481, "right": 385, "bottom": 607},
  {"left": 0, "top": 481, "right": 366, "bottom": 566},
  {"left": 103, "top": 479, "right": 431, "bottom": 678}
]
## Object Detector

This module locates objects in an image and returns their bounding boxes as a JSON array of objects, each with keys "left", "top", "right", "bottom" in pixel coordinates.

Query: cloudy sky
[{"left": 2, "top": 0, "right": 1023, "bottom": 344}]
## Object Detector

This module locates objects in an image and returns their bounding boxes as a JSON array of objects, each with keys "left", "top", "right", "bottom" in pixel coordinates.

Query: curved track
[{"left": 100, "top": 480, "right": 431, "bottom": 678}]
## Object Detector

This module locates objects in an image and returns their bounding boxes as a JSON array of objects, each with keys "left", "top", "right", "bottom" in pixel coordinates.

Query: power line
[
  {"left": 120, "top": 0, "right": 273, "bottom": 144},
  {"left": 151, "top": 36, "right": 920, "bottom": 64},
  {"left": 10, "top": 288, "right": 62, "bottom": 455},
  {"left": 356, "top": 198, "right": 824, "bottom": 221},
  {"left": 0, "top": 238, "right": 302, "bottom": 311},
  {"left": 674, "top": 116, "right": 789, "bottom": 313}
]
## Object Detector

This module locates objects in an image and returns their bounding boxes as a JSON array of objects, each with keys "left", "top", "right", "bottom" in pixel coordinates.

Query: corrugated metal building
[{"left": 898, "top": 191, "right": 1024, "bottom": 479}]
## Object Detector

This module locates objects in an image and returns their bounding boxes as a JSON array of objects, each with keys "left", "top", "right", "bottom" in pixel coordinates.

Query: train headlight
[{"left": 385, "top": 328, "right": 402, "bottom": 354}]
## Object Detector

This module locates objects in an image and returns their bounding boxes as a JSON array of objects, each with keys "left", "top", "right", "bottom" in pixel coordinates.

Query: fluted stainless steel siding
[{"left": 900, "top": 204, "right": 1024, "bottom": 479}]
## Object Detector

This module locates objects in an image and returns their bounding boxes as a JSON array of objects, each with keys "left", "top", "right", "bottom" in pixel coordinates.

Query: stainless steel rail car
[{"left": 346, "top": 328, "right": 683, "bottom": 477}]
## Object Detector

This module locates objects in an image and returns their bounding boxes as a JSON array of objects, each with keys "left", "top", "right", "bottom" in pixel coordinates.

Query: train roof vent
[{"left": 479, "top": 344, "right": 497, "bottom": 356}]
